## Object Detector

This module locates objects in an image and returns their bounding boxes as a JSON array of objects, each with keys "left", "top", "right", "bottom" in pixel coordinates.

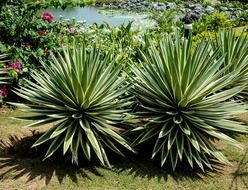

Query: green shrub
[
  {"left": 232, "top": 11, "right": 248, "bottom": 27},
  {"left": 207, "top": 12, "right": 232, "bottom": 30},
  {"left": 149, "top": 9, "right": 183, "bottom": 34},
  {"left": 86, "top": 22, "right": 143, "bottom": 71},
  {"left": 192, "top": 30, "right": 217, "bottom": 45},
  {"left": 0, "top": 1, "right": 146, "bottom": 100},
  {"left": 130, "top": 34, "right": 248, "bottom": 171},
  {"left": 0, "top": 2, "right": 86, "bottom": 99},
  {"left": 193, "top": 12, "right": 232, "bottom": 34},
  {"left": 23, "top": 0, "right": 121, "bottom": 8},
  {"left": 12, "top": 44, "right": 135, "bottom": 165}
]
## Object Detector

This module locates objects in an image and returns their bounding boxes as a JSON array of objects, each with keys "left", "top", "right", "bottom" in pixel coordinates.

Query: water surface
[{"left": 45, "top": 7, "right": 156, "bottom": 29}]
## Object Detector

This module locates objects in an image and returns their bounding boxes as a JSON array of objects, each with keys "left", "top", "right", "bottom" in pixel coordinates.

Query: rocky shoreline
[{"left": 101, "top": 0, "right": 247, "bottom": 18}]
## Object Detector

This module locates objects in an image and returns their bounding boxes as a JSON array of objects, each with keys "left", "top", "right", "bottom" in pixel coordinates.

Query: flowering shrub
[
  {"left": 41, "top": 12, "right": 54, "bottom": 22},
  {"left": 0, "top": 2, "right": 151, "bottom": 102},
  {"left": 0, "top": 85, "right": 7, "bottom": 97},
  {"left": 9, "top": 61, "right": 21, "bottom": 69},
  {"left": 8, "top": 60, "right": 24, "bottom": 79},
  {"left": 0, "top": 3, "right": 86, "bottom": 101},
  {"left": 38, "top": 30, "right": 46, "bottom": 36}
]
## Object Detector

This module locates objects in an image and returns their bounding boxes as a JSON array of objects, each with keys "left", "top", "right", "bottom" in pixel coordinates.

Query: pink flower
[
  {"left": 0, "top": 85, "right": 7, "bottom": 97},
  {"left": 38, "top": 30, "right": 46, "bottom": 36},
  {"left": 9, "top": 61, "right": 21, "bottom": 69},
  {"left": 41, "top": 12, "right": 54, "bottom": 22}
]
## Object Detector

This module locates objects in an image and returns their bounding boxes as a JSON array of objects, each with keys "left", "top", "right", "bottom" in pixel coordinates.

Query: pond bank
[{"left": 100, "top": 0, "right": 247, "bottom": 18}]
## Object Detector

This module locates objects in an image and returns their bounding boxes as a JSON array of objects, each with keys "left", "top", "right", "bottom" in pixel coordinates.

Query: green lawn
[{"left": 0, "top": 109, "right": 248, "bottom": 190}]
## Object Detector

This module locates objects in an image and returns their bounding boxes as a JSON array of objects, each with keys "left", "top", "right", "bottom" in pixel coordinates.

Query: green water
[{"left": 45, "top": 6, "right": 156, "bottom": 28}]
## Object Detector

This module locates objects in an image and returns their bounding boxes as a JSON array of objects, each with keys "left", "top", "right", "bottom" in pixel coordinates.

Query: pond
[{"left": 45, "top": 6, "right": 156, "bottom": 29}]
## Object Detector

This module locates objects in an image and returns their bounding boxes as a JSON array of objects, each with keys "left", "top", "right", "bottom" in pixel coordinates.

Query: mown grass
[{"left": 0, "top": 109, "right": 248, "bottom": 190}]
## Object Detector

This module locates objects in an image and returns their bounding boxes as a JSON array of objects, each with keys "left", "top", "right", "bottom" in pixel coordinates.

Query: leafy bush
[
  {"left": 149, "top": 9, "right": 183, "bottom": 34},
  {"left": 0, "top": 3, "right": 86, "bottom": 98},
  {"left": 232, "top": 11, "right": 248, "bottom": 27},
  {"left": 193, "top": 12, "right": 232, "bottom": 34},
  {"left": 13, "top": 44, "right": 135, "bottom": 165},
  {"left": 0, "top": 4, "right": 84, "bottom": 65},
  {"left": 216, "top": 1, "right": 248, "bottom": 9},
  {"left": 37, "top": 0, "right": 92, "bottom": 9},
  {"left": 85, "top": 22, "right": 145, "bottom": 71},
  {"left": 23, "top": 0, "right": 122, "bottom": 8},
  {"left": 0, "top": 1, "right": 148, "bottom": 101},
  {"left": 192, "top": 30, "right": 217, "bottom": 44},
  {"left": 130, "top": 34, "right": 248, "bottom": 171}
]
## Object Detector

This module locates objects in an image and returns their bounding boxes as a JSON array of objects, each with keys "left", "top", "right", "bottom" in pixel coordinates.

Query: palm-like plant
[
  {"left": 211, "top": 30, "right": 248, "bottom": 100},
  {"left": 130, "top": 35, "right": 248, "bottom": 171},
  {"left": 0, "top": 54, "right": 9, "bottom": 103},
  {"left": 13, "top": 45, "right": 134, "bottom": 166},
  {"left": 0, "top": 54, "right": 9, "bottom": 85}
]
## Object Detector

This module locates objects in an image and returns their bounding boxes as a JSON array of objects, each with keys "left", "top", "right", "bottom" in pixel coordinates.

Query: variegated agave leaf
[
  {"left": 131, "top": 35, "right": 248, "bottom": 171},
  {"left": 13, "top": 45, "right": 135, "bottom": 166},
  {"left": 0, "top": 54, "right": 10, "bottom": 85},
  {"left": 211, "top": 30, "right": 248, "bottom": 100}
]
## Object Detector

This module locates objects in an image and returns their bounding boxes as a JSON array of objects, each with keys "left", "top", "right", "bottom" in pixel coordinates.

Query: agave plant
[
  {"left": 0, "top": 54, "right": 9, "bottom": 84},
  {"left": 0, "top": 54, "right": 9, "bottom": 103},
  {"left": 13, "top": 45, "right": 134, "bottom": 166},
  {"left": 130, "top": 35, "right": 248, "bottom": 171},
  {"left": 211, "top": 30, "right": 248, "bottom": 100}
]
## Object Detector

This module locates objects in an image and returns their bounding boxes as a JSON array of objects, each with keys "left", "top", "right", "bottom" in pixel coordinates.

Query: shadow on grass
[
  {"left": 109, "top": 140, "right": 225, "bottom": 183},
  {"left": 0, "top": 132, "right": 103, "bottom": 185},
  {"left": 0, "top": 132, "right": 225, "bottom": 186},
  {"left": 229, "top": 150, "right": 248, "bottom": 190}
]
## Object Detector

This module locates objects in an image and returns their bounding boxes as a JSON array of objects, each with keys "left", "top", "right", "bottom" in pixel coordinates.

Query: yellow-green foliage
[
  {"left": 234, "top": 26, "right": 248, "bottom": 40},
  {"left": 193, "top": 28, "right": 248, "bottom": 46},
  {"left": 202, "top": 0, "right": 220, "bottom": 6},
  {"left": 208, "top": 12, "right": 232, "bottom": 30},
  {"left": 193, "top": 31, "right": 216, "bottom": 45},
  {"left": 193, "top": 12, "right": 232, "bottom": 35}
]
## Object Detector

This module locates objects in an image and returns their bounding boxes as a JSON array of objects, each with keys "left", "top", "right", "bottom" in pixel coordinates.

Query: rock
[
  {"left": 228, "top": 15, "right": 235, "bottom": 20},
  {"left": 233, "top": 10, "right": 242, "bottom": 15},
  {"left": 166, "top": 2, "right": 176, "bottom": 9},
  {"left": 190, "top": 12, "right": 200, "bottom": 21},
  {"left": 180, "top": 8, "right": 186, "bottom": 13},
  {"left": 158, "top": 3, "right": 164, "bottom": 7},
  {"left": 194, "top": 7, "right": 205, "bottom": 14},
  {"left": 99, "top": 0, "right": 242, "bottom": 23},
  {"left": 194, "top": 6, "right": 203, "bottom": 10},
  {"left": 205, "top": 5, "right": 215, "bottom": 13},
  {"left": 155, "top": 6, "right": 166, "bottom": 11},
  {"left": 220, "top": 6, "right": 228, "bottom": 12},
  {"left": 178, "top": 3, "right": 186, "bottom": 8},
  {"left": 191, "top": 3, "right": 203, "bottom": 9},
  {"left": 141, "top": 1, "right": 150, "bottom": 7}
]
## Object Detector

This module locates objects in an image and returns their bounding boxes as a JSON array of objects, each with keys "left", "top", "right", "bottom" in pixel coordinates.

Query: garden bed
[{"left": 0, "top": 1, "right": 248, "bottom": 189}]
